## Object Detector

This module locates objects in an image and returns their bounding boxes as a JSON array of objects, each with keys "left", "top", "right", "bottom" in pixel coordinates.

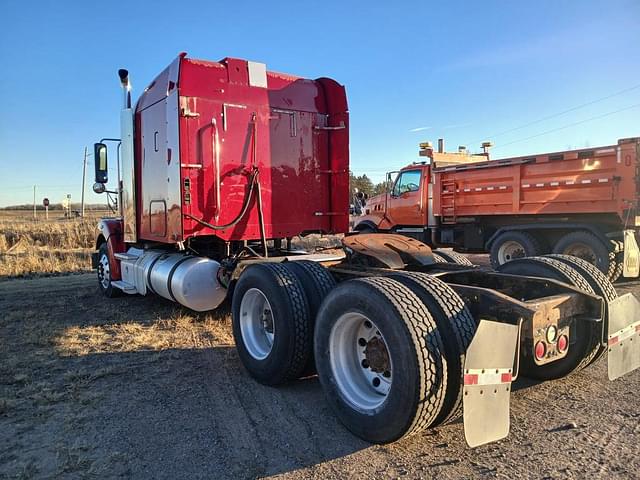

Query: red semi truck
[
  {"left": 92, "top": 53, "right": 640, "bottom": 447},
  {"left": 354, "top": 139, "right": 640, "bottom": 281}
]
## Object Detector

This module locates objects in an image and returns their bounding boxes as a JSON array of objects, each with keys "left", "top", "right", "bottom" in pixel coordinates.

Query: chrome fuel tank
[{"left": 148, "top": 254, "right": 226, "bottom": 311}]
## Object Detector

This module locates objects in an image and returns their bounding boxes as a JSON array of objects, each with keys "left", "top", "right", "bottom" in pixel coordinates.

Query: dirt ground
[{"left": 1, "top": 263, "right": 639, "bottom": 479}]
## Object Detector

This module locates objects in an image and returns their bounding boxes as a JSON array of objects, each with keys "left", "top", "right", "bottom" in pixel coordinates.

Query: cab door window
[{"left": 393, "top": 170, "right": 422, "bottom": 196}]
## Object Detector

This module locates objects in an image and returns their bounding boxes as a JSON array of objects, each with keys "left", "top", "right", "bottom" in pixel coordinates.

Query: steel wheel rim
[
  {"left": 239, "top": 288, "right": 275, "bottom": 360},
  {"left": 498, "top": 240, "right": 526, "bottom": 264},
  {"left": 329, "top": 312, "right": 392, "bottom": 412},
  {"left": 97, "top": 253, "right": 110, "bottom": 289},
  {"left": 563, "top": 242, "right": 597, "bottom": 264}
]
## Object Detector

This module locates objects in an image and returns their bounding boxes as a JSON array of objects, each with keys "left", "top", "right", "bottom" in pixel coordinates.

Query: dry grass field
[
  {"left": 0, "top": 210, "right": 342, "bottom": 280},
  {"left": 0, "top": 211, "right": 109, "bottom": 279}
]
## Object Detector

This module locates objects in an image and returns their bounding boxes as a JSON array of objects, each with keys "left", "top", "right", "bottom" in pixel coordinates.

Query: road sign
[{"left": 43, "top": 198, "right": 49, "bottom": 207}]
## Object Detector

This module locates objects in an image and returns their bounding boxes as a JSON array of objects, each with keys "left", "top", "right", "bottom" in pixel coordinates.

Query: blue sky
[{"left": 0, "top": 0, "right": 639, "bottom": 206}]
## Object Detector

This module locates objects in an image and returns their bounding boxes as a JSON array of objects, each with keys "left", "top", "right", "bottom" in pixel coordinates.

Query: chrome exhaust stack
[{"left": 118, "top": 68, "right": 137, "bottom": 242}]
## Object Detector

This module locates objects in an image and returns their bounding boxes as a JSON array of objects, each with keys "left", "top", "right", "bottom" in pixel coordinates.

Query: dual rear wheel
[
  {"left": 490, "top": 230, "right": 622, "bottom": 282},
  {"left": 232, "top": 262, "right": 477, "bottom": 443}
]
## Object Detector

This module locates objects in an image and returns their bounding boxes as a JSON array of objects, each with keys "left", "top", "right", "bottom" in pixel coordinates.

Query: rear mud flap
[
  {"left": 607, "top": 293, "right": 640, "bottom": 380},
  {"left": 623, "top": 230, "right": 639, "bottom": 278},
  {"left": 463, "top": 320, "right": 519, "bottom": 448}
]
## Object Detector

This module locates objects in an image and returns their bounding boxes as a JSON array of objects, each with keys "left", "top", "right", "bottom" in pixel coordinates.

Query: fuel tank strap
[
  {"left": 166, "top": 256, "right": 192, "bottom": 302},
  {"left": 146, "top": 254, "right": 165, "bottom": 296}
]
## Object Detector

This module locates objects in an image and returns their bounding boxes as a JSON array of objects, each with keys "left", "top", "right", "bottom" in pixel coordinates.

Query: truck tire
[
  {"left": 546, "top": 253, "right": 618, "bottom": 365},
  {"left": 610, "top": 240, "right": 624, "bottom": 283},
  {"left": 232, "top": 263, "right": 312, "bottom": 385},
  {"left": 354, "top": 223, "right": 376, "bottom": 234},
  {"left": 384, "top": 272, "right": 476, "bottom": 425},
  {"left": 431, "top": 252, "right": 447, "bottom": 263},
  {"left": 96, "top": 242, "right": 121, "bottom": 298},
  {"left": 552, "top": 231, "right": 612, "bottom": 278},
  {"left": 314, "top": 276, "right": 447, "bottom": 443},
  {"left": 282, "top": 261, "right": 336, "bottom": 374},
  {"left": 490, "top": 231, "right": 542, "bottom": 268},
  {"left": 432, "top": 249, "right": 474, "bottom": 266},
  {"left": 497, "top": 256, "right": 600, "bottom": 379}
]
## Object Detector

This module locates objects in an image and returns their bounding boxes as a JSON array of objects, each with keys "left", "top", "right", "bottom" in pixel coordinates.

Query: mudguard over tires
[
  {"left": 232, "top": 263, "right": 312, "bottom": 385},
  {"left": 497, "top": 256, "right": 601, "bottom": 379},
  {"left": 314, "top": 276, "right": 447, "bottom": 443}
]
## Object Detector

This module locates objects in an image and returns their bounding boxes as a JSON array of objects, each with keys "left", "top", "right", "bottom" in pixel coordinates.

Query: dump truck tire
[
  {"left": 546, "top": 253, "right": 618, "bottom": 365},
  {"left": 96, "top": 242, "right": 122, "bottom": 298},
  {"left": 610, "top": 240, "right": 624, "bottom": 282},
  {"left": 490, "top": 231, "right": 542, "bottom": 268},
  {"left": 432, "top": 249, "right": 474, "bottom": 266},
  {"left": 282, "top": 261, "right": 336, "bottom": 374},
  {"left": 232, "top": 263, "right": 311, "bottom": 385},
  {"left": 552, "top": 230, "right": 612, "bottom": 278},
  {"left": 497, "top": 256, "right": 600, "bottom": 379},
  {"left": 384, "top": 272, "right": 476, "bottom": 425},
  {"left": 314, "top": 277, "right": 447, "bottom": 443}
]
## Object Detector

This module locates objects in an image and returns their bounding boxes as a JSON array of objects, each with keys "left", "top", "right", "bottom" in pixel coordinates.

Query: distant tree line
[{"left": 349, "top": 171, "right": 391, "bottom": 197}]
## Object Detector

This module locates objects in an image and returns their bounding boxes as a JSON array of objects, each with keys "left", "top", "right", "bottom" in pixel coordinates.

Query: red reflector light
[
  {"left": 608, "top": 336, "right": 619, "bottom": 346},
  {"left": 557, "top": 334, "right": 568, "bottom": 352},
  {"left": 534, "top": 341, "right": 546, "bottom": 360},
  {"left": 501, "top": 373, "right": 512, "bottom": 383},
  {"left": 464, "top": 374, "right": 478, "bottom": 385}
]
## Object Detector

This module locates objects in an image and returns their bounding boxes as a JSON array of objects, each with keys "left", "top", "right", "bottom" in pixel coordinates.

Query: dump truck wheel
[
  {"left": 497, "top": 257, "right": 600, "bottom": 379},
  {"left": 96, "top": 243, "right": 121, "bottom": 298},
  {"left": 546, "top": 253, "right": 618, "bottom": 366},
  {"left": 432, "top": 249, "right": 474, "bottom": 266},
  {"left": 283, "top": 261, "right": 336, "bottom": 374},
  {"left": 490, "top": 231, "right": 541, "bottom": 268},
  {"left": 232, "top": 263, "right": 311, "bottom": 385},
  {"left": 314, "top": 277, "right": 447, "bottom": 443},
  {"left": 552, "top": 231, "right": 612, "bottom": 277},
  {"left": 384, "top": 272, "right": 476, "bottom": 425}
]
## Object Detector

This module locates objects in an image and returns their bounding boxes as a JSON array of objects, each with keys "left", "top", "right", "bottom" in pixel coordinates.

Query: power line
[
  {"left": 492, "top": 103, "right": 640, "bottom": 150},
  {"left": 464, "top": 82, "right": 640, "bottom": 147}
]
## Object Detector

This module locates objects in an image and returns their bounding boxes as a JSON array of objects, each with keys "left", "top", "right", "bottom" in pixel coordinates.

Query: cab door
[{"left": 387, "top": 169, "right": 425, "bottom": 226}]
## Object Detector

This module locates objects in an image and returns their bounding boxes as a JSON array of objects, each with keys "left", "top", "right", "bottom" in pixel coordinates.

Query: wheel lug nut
[
  {"left": 358, "top": 338, "right": 367, "bottom": 347},
  {"left": 372, "top": 377, "right": 381, "bottom": 387},
  {"left": 361, "top": 359, "right": 369, "bottom": 369}
]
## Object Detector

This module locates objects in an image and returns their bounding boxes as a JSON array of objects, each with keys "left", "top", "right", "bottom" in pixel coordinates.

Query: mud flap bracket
[
  {"left": 607, "top": 293, "right": 640, "bottom": 380},
  {"left": 463, "top": 320, "right": 519, "bottom": 448}
]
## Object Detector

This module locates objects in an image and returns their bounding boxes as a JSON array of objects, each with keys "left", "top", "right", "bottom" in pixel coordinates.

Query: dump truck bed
[{"left": 432, "top": 138, "right": 639, "bottom": 221}]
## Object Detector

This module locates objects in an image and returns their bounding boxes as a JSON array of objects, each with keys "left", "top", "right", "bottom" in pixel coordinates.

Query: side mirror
[{"left": 94, "top": 143, "right": 108, "bottom": 183}]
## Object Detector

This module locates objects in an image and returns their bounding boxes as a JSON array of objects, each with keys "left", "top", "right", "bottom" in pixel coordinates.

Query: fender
[
  {"left": 353, "top": 213, "right": 395, "bottom": 231},
  {"left": 96, "top": 218, "right": 125, "bottom": 281},
  {"left": 485, "top": 223, "right": 611, "bottom": 250}
]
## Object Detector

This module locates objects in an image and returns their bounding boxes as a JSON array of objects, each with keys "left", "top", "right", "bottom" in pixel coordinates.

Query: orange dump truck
[{"left": 354, "top": 138, "right": 640, "bottom": 280}]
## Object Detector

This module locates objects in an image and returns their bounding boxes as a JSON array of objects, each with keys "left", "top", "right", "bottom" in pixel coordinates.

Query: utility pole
[
  {"left": 33, "top": 185, "right": 36, "bottom": 220},
  {"left": 81, "top": 146, "right": 88, "bottom": 217}
]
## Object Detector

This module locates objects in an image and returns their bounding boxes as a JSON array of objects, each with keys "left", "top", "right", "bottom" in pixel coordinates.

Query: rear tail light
[
  {"left": 534, "top": 341, "right": 546, "bottom": 360},
  {"left": 557, "top": 335, "right": 568, "bottom": 352}
]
